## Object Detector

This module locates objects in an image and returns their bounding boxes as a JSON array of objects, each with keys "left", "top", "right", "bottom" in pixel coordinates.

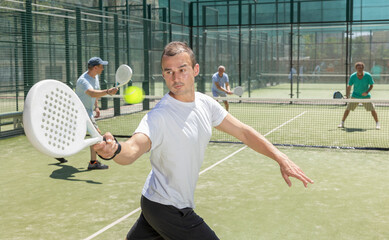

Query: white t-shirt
[{"left": 134, "top": 92, "right": 228, "bottom": 209}]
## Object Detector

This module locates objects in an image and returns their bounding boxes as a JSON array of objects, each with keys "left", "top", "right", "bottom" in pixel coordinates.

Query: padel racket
[
  {"left": 23, "top": 80, "right": 103, "bottom": 158},
  {"left": 233, "top": 86, "right": 244, "bottom": 96},
  {"left": 115, "top": 64, "right": 132, "bottom": 88},
  {"left": 333, "top": 91, "right": 344, "bottom": 99}
]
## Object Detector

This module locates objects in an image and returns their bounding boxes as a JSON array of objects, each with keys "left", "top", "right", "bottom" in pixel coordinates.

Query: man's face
[
  {"left": 161, "top": 52, "right": 199, "bottom": 101},
  {"left": 218, "top": 68, "right": 225, "bottom": 76},
  {"left": 356, "top": 64, "right": 364, "bottom": 73},
  {"left": 95, "top": 64, "right": 104, "bottom": 74}
]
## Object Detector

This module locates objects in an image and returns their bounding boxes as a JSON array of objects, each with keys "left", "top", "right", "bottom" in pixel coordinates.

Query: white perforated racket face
[
  {"left": 41, "top": 87, "right": 80, "bottom": 151},
  {"left": 115, "top": 65, "right": 132, "bottom": 87},
  {"left": 234, "top": 87, "right": 244, "bottom": 96},
  {"left": 24, "top": 80, "right": 89, "bottom": 157}
]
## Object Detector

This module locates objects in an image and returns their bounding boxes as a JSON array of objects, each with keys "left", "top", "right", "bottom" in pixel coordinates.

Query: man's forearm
[
  {"left": 246, "top": 127, "right": 285, "bottom": 163},
  {"left": 216, "top": 85, "right": 229, "bottom": 93},
  {"left": 346, "top": 86, "right": 351, "bottom": 97},
  {"left": 87, "top": 89, "right": 110, "bottom": 98},
  {"left": 366, "top": 85, "right": 373, "bottom": 93}
]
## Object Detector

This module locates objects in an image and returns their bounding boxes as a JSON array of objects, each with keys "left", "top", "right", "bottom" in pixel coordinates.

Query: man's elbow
[{"left": 85, "top": 90, "right": 95, "bottom": 98}]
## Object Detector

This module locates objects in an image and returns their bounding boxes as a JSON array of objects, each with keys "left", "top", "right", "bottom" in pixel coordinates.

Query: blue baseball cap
[{"left": 88, "top": 57, "right": 108, "bottom": 66}]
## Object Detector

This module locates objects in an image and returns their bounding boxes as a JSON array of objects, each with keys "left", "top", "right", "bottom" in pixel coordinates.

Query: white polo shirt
[{"left": 134, "top": 92, "right": 228, "bottom": 209}]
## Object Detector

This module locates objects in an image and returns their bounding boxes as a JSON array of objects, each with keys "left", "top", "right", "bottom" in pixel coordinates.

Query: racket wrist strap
[{"left": 98, "top": 137, "right": 121, "bottom": 161}]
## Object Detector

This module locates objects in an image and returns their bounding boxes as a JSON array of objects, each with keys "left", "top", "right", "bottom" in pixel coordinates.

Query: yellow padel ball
[{"left": 123, "top": 86, "right": 145, "bottom": 104}]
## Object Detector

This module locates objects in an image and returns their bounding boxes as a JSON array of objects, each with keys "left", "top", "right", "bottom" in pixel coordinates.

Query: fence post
[
  {"left": 99, "top": 0, "right": 108, "bottom": 110},
  {"left": 76, "top": 7, "right": 82, "bottom": 78},
  {"left": 142, "top": 0, "right": 150, "bottom": 110},
  {"left": 22, "top": 0, "right": 34, "bottom": 98},
  {"left": 114, "top": 14, "right": 121, "bottom": 116},
  {"left": 64, "top": 13, "right": 72, "bottom": 88}
]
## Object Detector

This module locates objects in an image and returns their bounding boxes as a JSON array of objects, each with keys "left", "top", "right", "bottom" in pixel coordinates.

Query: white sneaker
[
  {"left": 376, "top": 123, "right": 380, "bottom": 130},
  {"left": 338, "top": 123, "right": 344, "bottom": 128}
]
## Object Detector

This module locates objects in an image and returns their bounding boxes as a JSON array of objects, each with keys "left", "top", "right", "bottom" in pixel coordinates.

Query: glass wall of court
[{"left": 2, "top": 0, "right": 389, "bottom": 115}]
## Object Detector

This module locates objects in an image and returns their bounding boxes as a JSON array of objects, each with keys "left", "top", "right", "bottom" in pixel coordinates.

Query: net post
[{"left": 142, "top": 82, "right": 150, "bottom": 111}]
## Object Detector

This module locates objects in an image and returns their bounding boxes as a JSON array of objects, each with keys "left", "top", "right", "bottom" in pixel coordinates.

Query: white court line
[
  {"left": 199, "top": 111, "right": 307, "bottom": 175},
  {"left": 83, "top": 207, "right": 141, "bottom": 240},
  {"left": 83, "top": 111, "right": 307, "bottom": 240},
  {"left": 264, "top": 111, "right": 307, "bottom": 137}
]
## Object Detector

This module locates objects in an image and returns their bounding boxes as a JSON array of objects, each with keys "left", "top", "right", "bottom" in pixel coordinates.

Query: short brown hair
[
  {"left": 161, "top": 41, "right": 197, "bottom": 68},
  {"left": 355, "top": 62, "right": 365, "bottom": 68}
]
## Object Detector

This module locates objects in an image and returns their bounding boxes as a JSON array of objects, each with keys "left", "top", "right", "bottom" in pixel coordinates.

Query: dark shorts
[{"left": 126, "top": 196, "right": 219, "bottom": 240}]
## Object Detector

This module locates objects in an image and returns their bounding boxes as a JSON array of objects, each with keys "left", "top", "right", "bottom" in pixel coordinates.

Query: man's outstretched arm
[{"left": 215, "top": 114, "right": 314, "bottom": 187}]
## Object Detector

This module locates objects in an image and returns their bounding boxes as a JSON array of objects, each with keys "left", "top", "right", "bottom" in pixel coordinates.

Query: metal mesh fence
[{"left": 2, "top": 0, "right": 389, "bottom": 140}]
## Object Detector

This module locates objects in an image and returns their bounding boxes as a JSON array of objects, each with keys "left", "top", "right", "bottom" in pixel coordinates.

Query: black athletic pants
[{"left": 127, "top": 195, "right": 219, "bottom": 240}]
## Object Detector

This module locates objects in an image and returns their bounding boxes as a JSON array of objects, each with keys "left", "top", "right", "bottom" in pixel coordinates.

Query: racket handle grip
[
  {"left": 84, "top": 136, "right": 103, "bottom": 147},
  {"left": 98, "top": 137, "right": 121, "bottom": 161}
]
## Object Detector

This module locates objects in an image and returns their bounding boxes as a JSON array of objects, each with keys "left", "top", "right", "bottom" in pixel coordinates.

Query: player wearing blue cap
[{"left": 55, "top": 57, "right": 118, "bottom": 169}]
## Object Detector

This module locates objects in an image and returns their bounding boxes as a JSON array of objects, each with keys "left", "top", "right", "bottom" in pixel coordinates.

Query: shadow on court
[
  {"left": 342, "top": 128, "right": 372, "bottom": 132},
  {"left": 329, "top": 128, "right": 372, "bottom": 132},
  {"left": 49, "top": 163, "right": 102, "bottom": 184}
]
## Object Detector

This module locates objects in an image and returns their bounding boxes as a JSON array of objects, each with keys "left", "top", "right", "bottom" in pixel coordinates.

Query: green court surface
[{"left": 1, "top": 135, "right": 389, "bottom": 240}]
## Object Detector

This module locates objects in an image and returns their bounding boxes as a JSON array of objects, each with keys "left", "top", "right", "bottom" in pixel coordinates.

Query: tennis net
[{"left": 98, "top": 95, "right": 389, "bottom": 150}]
